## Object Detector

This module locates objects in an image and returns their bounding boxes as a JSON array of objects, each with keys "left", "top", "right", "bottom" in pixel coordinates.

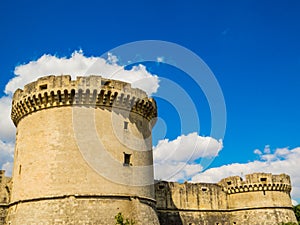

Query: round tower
[
  {"left": 7, "top": 75, "right": 160, "bottom": 224},
  {"left": 218, "top": 173, "right": 297, "bottom": 224}
]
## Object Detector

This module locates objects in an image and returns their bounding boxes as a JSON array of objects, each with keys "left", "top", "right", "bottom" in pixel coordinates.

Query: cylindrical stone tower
[
  {"left": 7, "top": 75, "right": 160, "bottom": 224},
  {"left": 218, "top": 173, "right": 297, "bottom": 224}
]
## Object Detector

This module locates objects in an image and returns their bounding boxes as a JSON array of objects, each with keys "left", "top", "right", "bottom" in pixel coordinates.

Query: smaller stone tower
[
  {"left": 218, "top": 173, "right": 297, "bottom": 224},
  {"left": 7, "top": 75, "right": 160, "bottom": 224}
]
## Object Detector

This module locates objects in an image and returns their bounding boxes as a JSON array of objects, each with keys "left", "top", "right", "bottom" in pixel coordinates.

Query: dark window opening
[
  {"left": 260, "top": 177, "right": 267, "bottom": 182},
  {"left": 40, "top": 84, "right": 47, "bottom": 90},
  {"left": 19, "top": 165, "right": 22, "bottom": 175},
  {"left": 124, "top": 121, "right": 129, "bottom": 130},
  {"left": 201, "top": 187, "right": 208, "bottom": 191},
  {"left": 227, "top": 181, "right": 232, "bottom": 185},
  {"left": 123, "top": 153, "right": 131, "bottom": 166},
  {"left": 158, "top": 185, "right": 165, "bottom": 190},
  {"left": 101, "top": 80, "right": 111, "bottom": 86},
  {"left": 233, "top": 222, "right": 237, "bottom": 224},
  {"left": 58, "top": 91, "right": 62, "bottom": 102}
]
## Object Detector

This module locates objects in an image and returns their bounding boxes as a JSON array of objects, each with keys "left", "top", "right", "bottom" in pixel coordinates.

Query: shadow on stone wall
[{"left": 155, "top": 181, "right": 183, "bottom": 225}]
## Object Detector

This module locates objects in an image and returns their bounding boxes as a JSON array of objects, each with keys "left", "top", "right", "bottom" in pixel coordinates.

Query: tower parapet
[
  {"left": 218, "top": 173, "right": 292, "bottom": 194},
  {"left": 156, "top": 173, "right": 297, "bottom": 225},
  {"left": 11, "top": 75, "right": 157, "bottom": 126},
  {"left": 218, "top": 173, "right": 296, "bottom": 224}
]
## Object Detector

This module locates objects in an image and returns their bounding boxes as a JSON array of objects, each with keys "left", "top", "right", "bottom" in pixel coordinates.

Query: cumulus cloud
[
  {"left": 0, "top": 96, "right": 15, "bottom": 142},
  {"left": 153, "top": 132, "right": 223, "bottom": 181},
  {"left": 5, "top": 50, "right": 159, "bottom": 96},
  {"left": 191, "top": 146, "right": 300, "bottom": 202},
  {"left": 0, "top": 140, "right": 14, "bottom": 176},
  {"left": 1, "top": 162, "right": 13, "bottom": 177}
]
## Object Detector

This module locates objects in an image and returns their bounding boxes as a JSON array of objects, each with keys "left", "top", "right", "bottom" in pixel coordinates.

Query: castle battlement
[
  {"left": 11, "top": 75, "right": 157, "bottom": 126},
  {"left": 155, "top": 173, "right": 296, "bottom": 225},
  {"left": 2, "top": 75, "right": 297, "bottom": 225},
  {"left": 218, "top": 173, "right": 292, "bottom": 194}
]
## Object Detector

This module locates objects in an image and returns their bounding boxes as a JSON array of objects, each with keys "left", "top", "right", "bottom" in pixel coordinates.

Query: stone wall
[
  {"left": 231, "top": 208, "right": 297, "bottom": 225},
  {"left": 155, "top": 173, "right": 297, "bottom": 225},
  {"left": 0, "top": 170, "right": 11, "bottom": 225},
  {"left": 7, "top": 196, "right": 158, "bottom": 225},
  {"left": 156, "top": 181, "right": 228, "bottom": 210}
]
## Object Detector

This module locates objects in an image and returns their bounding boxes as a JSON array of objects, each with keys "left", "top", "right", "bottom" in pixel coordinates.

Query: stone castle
[{"left": 0, "top": 75, "right": 297, "bottom": 224}]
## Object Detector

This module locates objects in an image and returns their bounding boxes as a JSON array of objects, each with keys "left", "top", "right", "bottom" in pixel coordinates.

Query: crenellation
[
  {"left": 2, "top": 75, "right": 298, "bottom": 225},
  {"left": 156, "top": 173, "right": 296, "bottom": 225},
  {"left": 11, "top": 75, "right": 157, "bottom": 126},
  {"left": 218, "top": 173, "right": 292, "bottom": 194}
]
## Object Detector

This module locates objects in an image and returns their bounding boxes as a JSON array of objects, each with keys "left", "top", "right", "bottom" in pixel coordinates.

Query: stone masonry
[
  {"left": 0, "top": 75, "right": 297, "bottom": 224},
  {"left": 155, "top": 173, "right": 297, "bottom": 225}
]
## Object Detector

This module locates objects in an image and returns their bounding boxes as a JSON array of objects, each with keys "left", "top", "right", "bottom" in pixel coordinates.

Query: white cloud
[
  {"left": 154, "top": 132, "right": 223, "bottom": 162},
  {"left": 191, "top": 146, "right": 300, "bottom": 201},
  {"left": 0, "top": 96, "right": 15, "bottom": 142},
  {"left": 5, "top": 50, "right": 159, "bottom": 96},
  {"left": 153, "top": 133, "right": 223, "bottom": 181},
  {"left": 0, "top": 96, "right": 15, "bottom": 178},
  {"left": 0, "top": 140, "right": 14, "bottom": 176},
  {"left": 264, "top": 145, "right": 271, "bottom": 154},
  {"left": 1, "top": 161, "right": 13, "bottom": 177},
  {"left": 156, "top": 56, "right": 164, "bottom": 63},
  {"left": 254, "top": 149, "right": 262, "bottom": 155}
]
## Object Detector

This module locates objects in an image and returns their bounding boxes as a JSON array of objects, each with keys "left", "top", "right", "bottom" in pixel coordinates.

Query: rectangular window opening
[
  {"left": 158, "top": 184, "right": 165, "bottom": 190},
  {"left": 124, "top": 121, "right": 129, "bottom": 130},
  {"left": 123, "top": 153, "right": 131, "bottom": 166},
  {"left": 39, "top": 84, "right": 47, "bottom": 90},
  {"left": 227, "top": 181, "right": 232, "bottom": 185},
  {"left": 260, "top": 177, "right": 267, "bottom": 182}
]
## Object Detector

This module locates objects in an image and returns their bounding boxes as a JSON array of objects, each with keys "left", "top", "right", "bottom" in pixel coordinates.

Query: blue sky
[{"left": 0, "top": 0, "right": 300, "bottom": 202}]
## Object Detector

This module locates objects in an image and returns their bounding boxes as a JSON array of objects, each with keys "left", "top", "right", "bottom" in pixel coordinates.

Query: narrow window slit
[
  {"left": 124, "top": 121, "right": 129, "bottom": 130},
  {"left": 123, "top": 153, "right": 131, "bottom": 166}
]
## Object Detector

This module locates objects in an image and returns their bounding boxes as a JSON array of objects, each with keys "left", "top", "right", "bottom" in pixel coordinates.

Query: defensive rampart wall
[{"left": 155, "top": 173, "right": 297, "bottom": 225}]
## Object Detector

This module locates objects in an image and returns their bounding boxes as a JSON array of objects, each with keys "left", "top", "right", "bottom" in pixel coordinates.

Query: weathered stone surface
[
  {"left": 155, "top": 173, "right": 297, "bottom": 224},
  {"left": 0, "top": 75, "right": 297, "bottom": 225},
  {"left": 0, "top": 170, "right": 10, "bottom": 225},
  {"left": 7, "top": 75, "right": 159, "bottom": 225}
]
